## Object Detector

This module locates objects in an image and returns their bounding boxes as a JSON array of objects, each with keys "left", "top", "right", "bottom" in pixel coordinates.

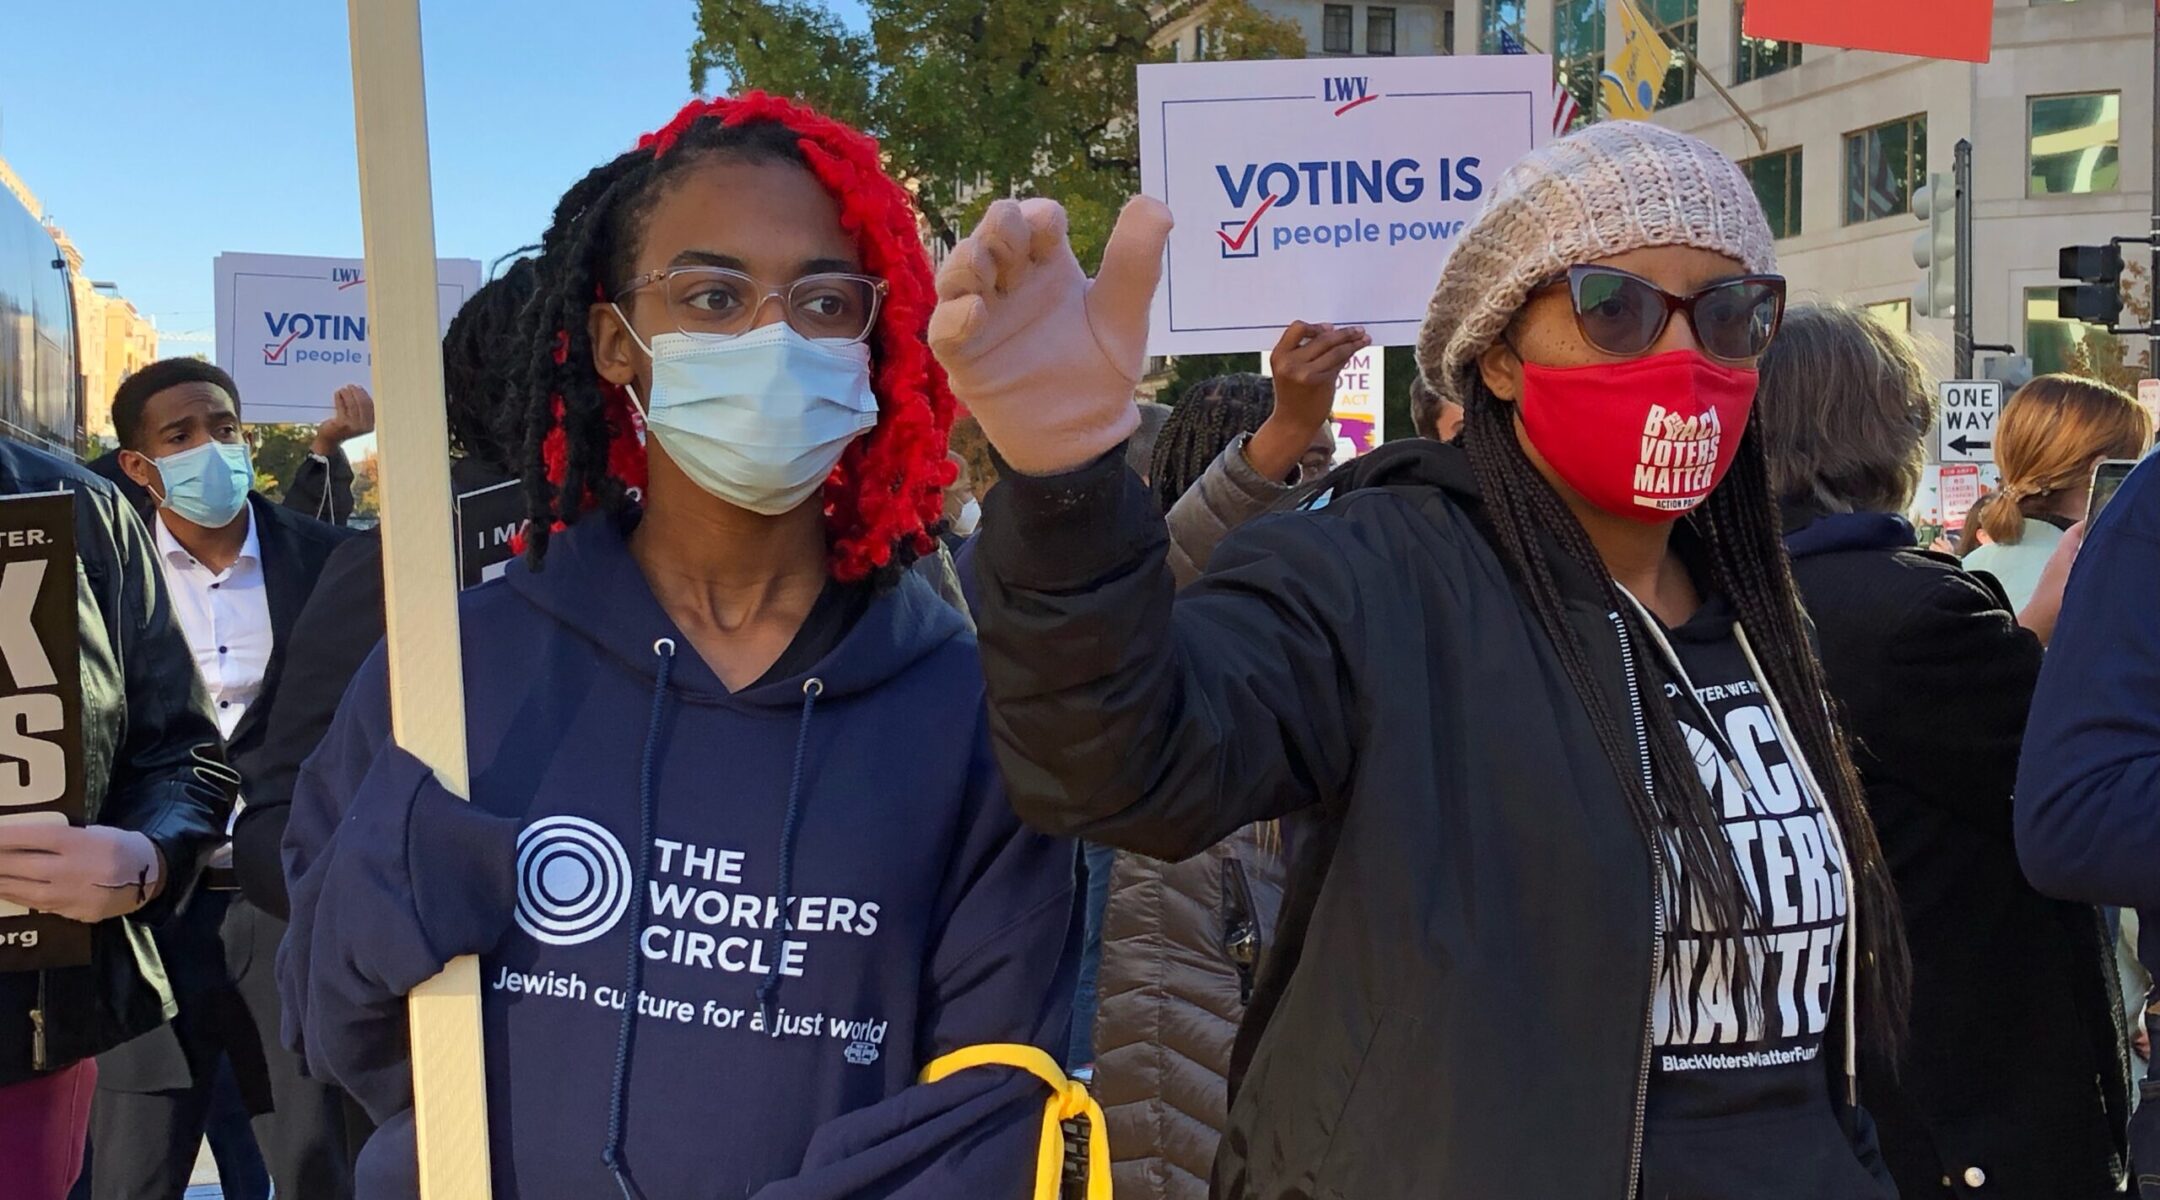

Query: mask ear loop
[
  {"left": 123, "top": 450, "right": 172, "bottom": 510},
  {"left": 610, "top": 302, "right": 654, "bottom": 421}
]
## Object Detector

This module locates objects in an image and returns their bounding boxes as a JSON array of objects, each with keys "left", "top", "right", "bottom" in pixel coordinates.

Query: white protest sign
[
  {"left": 2139, "top": 378, "right": 2159, "bottom": 431},
  {"left": 1259, "top": 344, "right": 1387, "bottom": 459},
  {"left": 1935, "top": 379, "right": 2003, "bottom": 465},
  {"left": 1139, "top": 54, "right": 1552, "bottom": 355},
  {"left": 216, "top": 252, "right": 483, "bottom": 426}
]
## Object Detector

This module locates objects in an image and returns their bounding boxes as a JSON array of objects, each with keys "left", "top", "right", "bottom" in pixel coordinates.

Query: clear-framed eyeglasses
[{"left": 612, "top": 266, "right": 889, "bottom": 345}]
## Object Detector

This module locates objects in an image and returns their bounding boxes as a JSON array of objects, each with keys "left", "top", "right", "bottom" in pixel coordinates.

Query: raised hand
[
  {"left": 1245, "top": 322, "right": 1369, "bottom": 484},
  {"left": 313, "top": 383, "right": 378, "bottom": 456},
  {"left": 930, "top": 196, "right": 1173, "bottom": 476}
]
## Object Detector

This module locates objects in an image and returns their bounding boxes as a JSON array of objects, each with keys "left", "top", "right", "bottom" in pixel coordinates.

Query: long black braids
[
  {"left": 1460, "top": 376, "right": 1909, "bottom": 1058},
  {"left": 516, "top": 149, "right": 658, "bottom": 565},
  {"left": 1688, "top": 408, "right": 1910, "bottom": 1057},
  {"left": 1151, "top": 373, "right": 1275, "bottom": 509},
  {"left": 441, "top": 247, "right": 538, "bottom": 476}
]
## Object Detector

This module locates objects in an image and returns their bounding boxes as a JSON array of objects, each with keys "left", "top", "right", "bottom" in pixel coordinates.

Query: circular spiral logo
[{"left": 514, "top": 816, "right": 632, "bottom": 946}]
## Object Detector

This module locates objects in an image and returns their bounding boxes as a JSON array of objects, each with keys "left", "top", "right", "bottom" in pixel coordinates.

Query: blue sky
[{"left": 0, "top": 0, "right": 868, "bottom": 357}]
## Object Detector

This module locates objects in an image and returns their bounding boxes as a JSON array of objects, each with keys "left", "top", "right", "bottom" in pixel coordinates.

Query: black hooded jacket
[
  {"left": 1785, "top": 507, "right": 2129, "bottom": 1198},
  {"left": 971, "top": 438, "right": 1883, "bottom": 1199}
]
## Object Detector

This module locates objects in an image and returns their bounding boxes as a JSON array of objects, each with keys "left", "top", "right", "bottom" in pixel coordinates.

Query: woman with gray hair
[
  {"left": 938, "top": 121, "right": 1909, "bottom": 1199},
  {"left": 1762, "top": 304, "right": 2128, "bottom": 1199}
]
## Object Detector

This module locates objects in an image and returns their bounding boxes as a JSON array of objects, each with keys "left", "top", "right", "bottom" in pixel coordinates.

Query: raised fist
[
  {"left": 930, "top": 196, "right": 1173, "bottom": 476},
  {"left": 313, "top": 384, "right": 377, "bottom": 455}
]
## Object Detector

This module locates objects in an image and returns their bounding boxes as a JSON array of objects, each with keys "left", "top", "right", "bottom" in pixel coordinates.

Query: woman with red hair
[{"left": 279, "top": 94, "right": 1083, "bottom": 1200}]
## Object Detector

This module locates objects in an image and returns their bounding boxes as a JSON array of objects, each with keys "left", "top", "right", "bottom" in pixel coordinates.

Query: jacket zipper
[
  {"left": 31, "top": 970, "right": 48, "bottom": 1070},
  {"left": 1221, "top": 858, "right": 1261, "bottom": 1006},
  {"left": 1608, "top": 611, "right": 1663, "bottom": 1200}
]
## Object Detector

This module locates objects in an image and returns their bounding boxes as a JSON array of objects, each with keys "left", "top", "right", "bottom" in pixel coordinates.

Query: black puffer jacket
[
  {"left": 0, "top": 440, "right": 232, "bottom": 1085},
  {"left": 974, "top": 439, "right": 1881, "bottom": 1199},
  {"left": 1786, "top": 508, "right": 2129, "bottom": 1198}
]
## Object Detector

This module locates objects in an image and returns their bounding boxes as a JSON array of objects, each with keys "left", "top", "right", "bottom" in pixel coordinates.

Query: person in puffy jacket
[
  {"left": 1760, "top": 304, "right": 2128, "bottom": 1199},
  {"left": 1095, "top": 326, "right": 1361, "bottom": 1200},
  {"left": 0, "top": 440, "right": 234, "bottom": 1200},
  {"left": 279, "top": 94, "right": 1080, "bottom": 1200},
  {"left": 937, "top": 121, "right": 1911, "bottom": 1199}
]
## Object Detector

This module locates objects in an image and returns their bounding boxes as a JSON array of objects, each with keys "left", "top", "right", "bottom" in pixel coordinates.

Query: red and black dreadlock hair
[{"left": 515, "top": 92, "right": 958, "bottom": 583}]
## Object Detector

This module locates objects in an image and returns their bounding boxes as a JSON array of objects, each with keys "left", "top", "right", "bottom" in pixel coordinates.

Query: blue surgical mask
[
  {"left": 619, "top": 316, "right": 880, "bottom": 516},
  {"left": 149, "top": 440, "right": 254, "bottom": 528}
]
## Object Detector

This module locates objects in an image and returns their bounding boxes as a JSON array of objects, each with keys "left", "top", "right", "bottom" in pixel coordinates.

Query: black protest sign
[
  {"left": 455, "top": 479, "right": 525, "bottom": 590},
  {"left": 0, "top": 492, "right": 88, "bottom": 972}
]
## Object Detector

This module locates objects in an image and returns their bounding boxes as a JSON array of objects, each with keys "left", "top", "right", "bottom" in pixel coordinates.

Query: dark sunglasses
[{"left": 1542, "top": 265, "right": 1787, "bottom": 362}]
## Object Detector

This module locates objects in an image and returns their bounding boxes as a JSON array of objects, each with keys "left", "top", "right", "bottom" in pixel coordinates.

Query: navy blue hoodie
[
  {"left": 2017, "top": 454, "right": 2160, "bottom": 926},
  {"left": 278, "top": 513, "right": 1080, "bottom": 1200}
]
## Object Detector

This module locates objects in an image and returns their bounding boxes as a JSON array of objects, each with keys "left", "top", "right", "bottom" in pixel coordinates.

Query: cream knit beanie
[{"left": 1416, "top": 121, "right": 1776, "bottom": 406}]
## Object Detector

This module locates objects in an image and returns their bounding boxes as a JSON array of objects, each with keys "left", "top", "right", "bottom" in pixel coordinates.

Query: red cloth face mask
[{"left": 1516, "top": 349, "right": 1758, "bottom": 522}]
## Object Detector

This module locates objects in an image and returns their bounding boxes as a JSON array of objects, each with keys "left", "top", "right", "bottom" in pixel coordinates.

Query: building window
[
  {"left": 1864, "top": 299, "right": 1911, "bottom": 333},
  {"left": 1323, "top": 4, "right": 1355, "bottom": 53},
  {"left": 1843, "top": 114, "right": 1928, "bottom": 225},
  {"left": 1555, "top": 0, "right": 1606, "bottom": 123},
  {"left": 1367, "top": 6, "right": 1397, "bottom": 56},
  {"left": 2029, "top": 93, "right": 2121, "bottom": 196},
  {"left": 1479, "top": 0, "right": 1528, "bottom": 54},
  {"left": 1740, "top": 148, "right": 1803, "bottom": 239},
  {"left": 2025, "top": 287, "right": 2104, "bottom": 375},
  {"left": 1735, "top": 1, "right": 1802, "bottom": 83},
  {"left": 1194, "top": 24, "right": 1207, "bottom": 59},
  {"left": 1645, "top": 0, "right": 1698, "bottom": 106}
]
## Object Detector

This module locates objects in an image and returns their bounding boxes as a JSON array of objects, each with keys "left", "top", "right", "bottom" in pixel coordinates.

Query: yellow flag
[{"left": 1600, "top": 0, "right": 1674, "bottom": 120}]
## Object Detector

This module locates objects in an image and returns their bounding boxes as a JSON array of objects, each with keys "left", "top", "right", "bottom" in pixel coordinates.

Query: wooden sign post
[{"left": 343, "top": 3, "right": 492, "bottom": 1195}]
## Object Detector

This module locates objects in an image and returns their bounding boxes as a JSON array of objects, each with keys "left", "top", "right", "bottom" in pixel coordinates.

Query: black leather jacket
[{"left": 0, "top": 440, "right": 233, "bottom": 1084}]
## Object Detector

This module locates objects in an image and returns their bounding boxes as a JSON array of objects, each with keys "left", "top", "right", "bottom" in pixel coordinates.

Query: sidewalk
[{"left": 185, "top": 1140, "right": 222, "bottom": 1199}]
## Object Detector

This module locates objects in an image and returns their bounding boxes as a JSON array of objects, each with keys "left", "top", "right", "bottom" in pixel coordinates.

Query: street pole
[
  {"left": 344, "top": 3, "right": 492, "bottom": 1197},
  {"left": 1955, "top": 137, "right": 1975, "bottom": 379}
]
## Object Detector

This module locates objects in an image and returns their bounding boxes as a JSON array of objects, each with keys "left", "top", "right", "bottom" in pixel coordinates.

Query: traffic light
[
  {"left": 1911, "top": 175, "right": 1957, "bottom": 318},
  {"left": 2058, "top": 243, "right": 2125, "bottom": 326}
]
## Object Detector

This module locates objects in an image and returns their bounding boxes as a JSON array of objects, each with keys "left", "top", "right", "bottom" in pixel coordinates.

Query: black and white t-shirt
[{"left": 1635, "top": 595, "right": 1892, "bottom": 1200}]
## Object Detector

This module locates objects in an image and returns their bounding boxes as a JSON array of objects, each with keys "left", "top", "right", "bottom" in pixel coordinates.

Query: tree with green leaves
[
  {"left": 249, "top": 423, "right": 319, "bottom": 503},
  {"left": 689, "top": 0, "right": 1304, "bottom": 268}
]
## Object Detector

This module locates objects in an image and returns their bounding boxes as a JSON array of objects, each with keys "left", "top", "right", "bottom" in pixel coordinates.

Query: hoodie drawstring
[
  {"left": 602, "top": 638, "right": 676, "bottom": 1200},
  {"left": 757, "top": 677, "right": 823, "bottom": 1034}
]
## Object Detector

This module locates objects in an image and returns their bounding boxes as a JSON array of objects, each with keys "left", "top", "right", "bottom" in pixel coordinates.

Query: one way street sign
[{"left": 1937, "top": 380, "right": 2003, "bottom": 465}]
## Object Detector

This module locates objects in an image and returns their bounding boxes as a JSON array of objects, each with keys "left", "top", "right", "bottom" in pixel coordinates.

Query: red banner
[{"left": 1742, "top": 0, "right": 1993, "bottom": 63}]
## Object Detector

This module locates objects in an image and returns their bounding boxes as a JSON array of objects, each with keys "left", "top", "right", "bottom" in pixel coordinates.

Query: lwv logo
[{"left": 1324, "top": 75, "right": 1376, "bottom": 115}]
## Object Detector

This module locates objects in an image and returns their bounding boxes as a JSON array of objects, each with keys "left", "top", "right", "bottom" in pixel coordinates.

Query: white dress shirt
[{"left": 154, "top": 506, "right": 273, "bottom": 742}]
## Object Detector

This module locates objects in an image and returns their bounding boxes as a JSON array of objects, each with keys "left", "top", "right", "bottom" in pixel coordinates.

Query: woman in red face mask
[{"left": 935, "top": 121, "right": 1910, "bottom": 1200}]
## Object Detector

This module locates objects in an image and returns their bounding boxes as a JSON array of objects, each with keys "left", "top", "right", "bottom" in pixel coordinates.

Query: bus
[{"left": 0, "top": 181, "right": 83, "bottom": 460}]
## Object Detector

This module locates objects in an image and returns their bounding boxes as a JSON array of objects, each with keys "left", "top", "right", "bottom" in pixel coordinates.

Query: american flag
[
  {"left": 1844, "top": 137, "right": 1905, "bottom": 223},
  {"left": 1498, "top": 30, "right": 1582, "bottom": 136}
]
